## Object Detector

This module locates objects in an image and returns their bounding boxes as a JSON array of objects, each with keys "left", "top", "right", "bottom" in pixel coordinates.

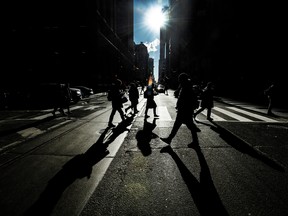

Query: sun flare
[{"left": 145, "top": 6, "right": 167, "bottom": 32}]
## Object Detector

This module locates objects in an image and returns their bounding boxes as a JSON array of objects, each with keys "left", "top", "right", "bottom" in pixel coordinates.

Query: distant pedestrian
[
  {"left": 144, "top": 83, "right": 159, "bottom": 119},
  {"left": 64, "top": 83, "right": 72, "bottom": 114},
  {"left": 160, "top": 73, "right": 200, "bottom": 147},
  {"left": 264, "top": 83, "right": 275, "bottom": 116},
  {"left": 140, "top": 82, "right": 145, "bottom": 95},
  {"left": 194, "top": 81, "right": 214, "bottom": 121},
  {"left": 163, "top": 76, "right": 169, "bottom": 95},
  {"left": 52, "top": 83, "right": 67, "bottom": 117},
  {"left": 108, "top": 79, "right": 126, "bottom": 127},
  {"left": 125, "top": 82, "right": 139, "bottom": 115}
]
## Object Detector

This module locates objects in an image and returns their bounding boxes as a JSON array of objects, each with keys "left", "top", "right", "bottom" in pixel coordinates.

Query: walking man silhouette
[
  {"left": 160, "top": 73, "right": 199, "bottom": 147},
  {"left": 194, "top": 81, "right": 214, "bottom": 121},
  {"left": 108, "top": 79, "right": 126, "bottom": 127}
]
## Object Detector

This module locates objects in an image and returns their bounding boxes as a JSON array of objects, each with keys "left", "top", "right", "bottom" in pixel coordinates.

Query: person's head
[
  {"left": 115, "top": 79, "right": 122, "bottom": 87},
  {"left": 178, "top": 73, "right": 190, "bottom": 86}
]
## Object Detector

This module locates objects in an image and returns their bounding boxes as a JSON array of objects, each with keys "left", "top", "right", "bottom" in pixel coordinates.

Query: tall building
[
  {"left": 3, "top": 0, "right": 134, "bottom": 91},
  {"left": 134, "top": 42, "right": 149, "bottom": 84}
]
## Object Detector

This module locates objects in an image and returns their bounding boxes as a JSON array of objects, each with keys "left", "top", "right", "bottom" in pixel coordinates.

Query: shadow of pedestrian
[
  {"left": 209, "top": 121, "right": 285, "bottom": 172},
  {"left": 104, "top": 115, "right": 134, "bottom": 145},
  {"left": 24, "top": 115, "right": 136, "bottom": 215},
  {"left": 24, "top": 115, "right": 137, "bottom": 215},
  {"left": 23, "top": 126, "right": 112, "bottom": 215},
  {"left": 160, "top": 145, "right": 229, "bottom": 215},
  {"left": 136, "top": 118, "right": 158, "bottom": 156}
]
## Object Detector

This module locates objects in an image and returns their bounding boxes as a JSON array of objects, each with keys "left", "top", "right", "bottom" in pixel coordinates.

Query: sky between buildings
[{"left": 134, "top": 0, "right": 169, "bottom": 82}]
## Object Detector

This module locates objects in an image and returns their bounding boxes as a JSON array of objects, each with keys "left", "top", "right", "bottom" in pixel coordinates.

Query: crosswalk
[
  {"left": 142, "top": 105, "right": 281, "bottom": 123},
  {"left": 21, "top": 104, "right": 282, "bottom": 123}
]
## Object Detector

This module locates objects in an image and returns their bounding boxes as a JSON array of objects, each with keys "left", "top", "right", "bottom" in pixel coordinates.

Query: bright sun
[{"left": 145, "top": 6, "right": 167, "bottom": 32}]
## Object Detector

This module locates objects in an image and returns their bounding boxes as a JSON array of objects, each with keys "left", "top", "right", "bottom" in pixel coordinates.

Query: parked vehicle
[
  {"left": 72, "top": 86, "right": 94, "bottom": 98},
  {"left": 69, "top": 87, "right": 82, "bottom": 103},
  {"left": 156, "top": 84, "right": 165, "bottom": 93}
]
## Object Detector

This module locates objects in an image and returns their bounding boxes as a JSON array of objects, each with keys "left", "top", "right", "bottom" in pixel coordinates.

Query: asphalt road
[{"left": 0, "top": 91, "right": 287, "bottom": 215}]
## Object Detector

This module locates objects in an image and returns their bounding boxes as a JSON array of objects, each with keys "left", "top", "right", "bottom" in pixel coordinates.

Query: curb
[{"left": 212, "top": 121, "right": 286, "bottom": 172}]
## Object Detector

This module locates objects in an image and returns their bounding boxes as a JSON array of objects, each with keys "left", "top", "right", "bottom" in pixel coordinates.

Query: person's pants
[
  {"left": 169, "top": 113, "right": 198, "bottom": 143},
  {"left": 109, "top": 107, "right": 125, "bottom": 124}
]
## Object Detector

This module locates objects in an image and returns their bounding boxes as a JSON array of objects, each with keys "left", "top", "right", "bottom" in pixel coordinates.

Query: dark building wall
[
  {"left": 3, "top": 0, "right": 134, "bottom": 92},
  {"left": 166, "top": 0, "right": 286, "bottom": 106}
]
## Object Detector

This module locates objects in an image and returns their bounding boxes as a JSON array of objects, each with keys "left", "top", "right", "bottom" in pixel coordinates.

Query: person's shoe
[
  {"left": 108, "top": 123, "right": 115, "bottom": 127},
  {"left": 207, "top": 117, "right": 213, "bottom": 121},
  {"left": 160, "top": 137, "right": 172, "bottom": 145}
]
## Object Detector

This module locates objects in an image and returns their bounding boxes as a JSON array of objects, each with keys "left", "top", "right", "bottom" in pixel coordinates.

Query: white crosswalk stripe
[
  {"left": 83, "top": 105, "right": 101, "bottom": 111},
  {"left": 213, "top": 107, "right": 253, "bottom": 122},
  {"left": 157, "top": 106, "right": 172, "bottom": 120},
  {"left": 196, "top": 109, "right": 226, "bottom": 121},
  {"left": 174, "top": 106, "right": 279, "bottom": 123},
  {"left": 227, "top": 107, "right": 278, "bottom": 122}
]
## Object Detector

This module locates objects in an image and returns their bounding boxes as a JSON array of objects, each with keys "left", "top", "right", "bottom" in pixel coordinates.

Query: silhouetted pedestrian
[
  {"left": 52, "top": 83, "right": 67, "bottom": 117},
  {"left": 64, "top": 83, "right": 72, "bottom": 114},
  {"left": 125, "top": 82, "right": 139, "bottom": 115},
  {"left": 194, "top": 82, "right": 214, "bottom": 121},
  {"left": 108, "top": 79, "right": 126, "bottom": 127},
  {"left": 144, "top": 83, "right": 159, "bottom": 119},
  {"left": 160, "top": 73, "right": 200, "bottom": 147},
  {"left": 163, "top": 76, "right": 169, "bottom": 95},
  {"left": 140, "top": 82, "right": 145, "bottom": 95},
  {"left": 264, "top": 83, "right": 275, "bottom": 116}
]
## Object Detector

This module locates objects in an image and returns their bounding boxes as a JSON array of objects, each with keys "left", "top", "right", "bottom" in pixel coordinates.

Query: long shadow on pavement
[
  {"left": 160, "top": 145, "right": 230, "bottom": 216},
  {"left": 23, "top": 116, "right": 135, "bottom": 215}
]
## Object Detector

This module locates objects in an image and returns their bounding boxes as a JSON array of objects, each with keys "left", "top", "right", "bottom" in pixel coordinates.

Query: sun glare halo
[{"left": 145, "top": 6, "right": 167, "bottom": 32}]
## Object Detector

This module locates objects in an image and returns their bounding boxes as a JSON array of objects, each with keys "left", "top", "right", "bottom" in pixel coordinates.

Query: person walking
[
  {"left": 139, "top": 82, "right": 145, "bottom": 95},
  {"left": 52, "top": 83, "right": 67, "bottom": 117},
  {"left": 125, "top": 82, "right": 139, "bottom": 115},
  {"left": 64, "top": 82, "right": 72, "bottom": 115},
  {"left": 160, "top": 73, "right": 200, "bottom": 147},
  {"left": 108, "top": 79, "right": 126, "bottom": 127},
  {"left": 144, "top": 83, "right": 159, "bottom": 119},
  {"left": 194, "top": 81, "right": 214, "bottom": 121},
  {"left": 264, "top": 83, "right": 275, "bottom": 116}
]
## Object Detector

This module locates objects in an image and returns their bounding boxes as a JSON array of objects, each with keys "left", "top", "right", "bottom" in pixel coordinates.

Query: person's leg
[
  {"left": 117, "top": 107, "right": 126, "bottom": 121},
  {"left": 132, "top": 104, "right": 138, "bottom": 114},
  {"left": 144, "top": 106, "right": 149, "bottom": 118},
  {"left": 194, "top": 107, "right": 204, "bottom": 117},
  {"left": 153, "top": 107, "right": 159, "bottom": 117},
  {"left": 52, "top": 106, "right": 58, "bottom": 116},
  {"left": 267, "top": 97, "right": 273, "bottom": 114},
  {"left": 59, "top": 106, "right": 66, "bottom": 116},
  {"left": 108, "top": 108, "right": 116, "bottom": 126},
  {"left": 185, "top": 119, "right": 199, "bottom": 147},
  {"left": 161, "top": 114, "right": 182, "bottom": 144},
  {"left": 206, "top": 108, "right": 213, "bottom": 120}
]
